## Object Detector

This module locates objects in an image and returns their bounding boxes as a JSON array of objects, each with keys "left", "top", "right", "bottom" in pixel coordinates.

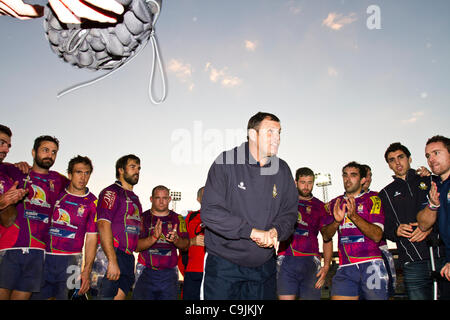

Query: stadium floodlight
[
  {"left": 170, "top": 191, "right": 182, "bottom": 212},
  {"left": 315, "top": 173, "right": 332, "bottom": 203}
]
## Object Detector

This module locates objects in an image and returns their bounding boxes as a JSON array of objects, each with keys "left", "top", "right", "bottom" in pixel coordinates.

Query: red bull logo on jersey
[{"left": 24, "top": 185, "right": 51, "bottom": 208}]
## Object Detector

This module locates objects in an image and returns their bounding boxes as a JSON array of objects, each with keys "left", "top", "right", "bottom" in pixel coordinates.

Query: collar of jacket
[
  {"left": 392, "top": 168, "right": 417, "bottom": 182},
  {"left": 238, "top": 141, "right": 277, "bottom": 168}
]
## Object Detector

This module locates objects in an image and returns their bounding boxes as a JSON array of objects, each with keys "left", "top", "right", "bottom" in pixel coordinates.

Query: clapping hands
[{"left": 250, "top": 227, "right": 279, "bottom": 252}]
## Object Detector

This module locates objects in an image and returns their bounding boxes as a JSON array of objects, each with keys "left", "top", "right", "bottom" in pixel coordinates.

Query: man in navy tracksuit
[
  {"left": 201, "top": 112, "right": 298, "bottom": 300},
  {"left": 417, "top": 135, "right": 450, "bottom": 299}
]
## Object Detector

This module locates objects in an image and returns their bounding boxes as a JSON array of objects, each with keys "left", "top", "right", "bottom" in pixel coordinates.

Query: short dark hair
[
  {"left": 152, "top": 185, "right": 170, "bottom": 197},
  {"left": 247, "top": 112, "right": 280, "bottom": 140},
  {"left": 426, "top": 135, "right": 450, "bottom": 153},
  {"left": 342, "top": 161, "right": 367, "bottom": 179},
  {"left": 384, "top": 142, "right": 411, "bottom": 163},
  {"left": 33, "top": 135, "right": 59, "bottom": 152},
  {"left": 0, "top": 124, "right": 12, "bottom": 137},
  {"left": 361, "top": 164, "right": 371, "bottom": 175},
  {"left": 67, "top": 155, "right": 93, "bottom": 174},
  {"left": 115, "top": 154, "right": 140, "bottom": 179},
  {"left": 295, "top": 167, "right": 315, "bottom": 181}
]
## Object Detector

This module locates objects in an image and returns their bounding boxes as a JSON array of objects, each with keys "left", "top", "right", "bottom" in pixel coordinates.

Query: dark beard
[
  {"left": 298, "top": 189, "right": 312, "bottom": 198},
  {"left": 35, "top": 157, "right": 54, "bottom": 170},
  {"left": 124, "top": 173, "right": 139, "bottom": 186}
]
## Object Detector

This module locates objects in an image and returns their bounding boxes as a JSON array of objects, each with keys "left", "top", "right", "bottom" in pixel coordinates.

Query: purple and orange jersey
[
  {"left": 278, "top": 197, "right": 328, "bottom": 257},
  {"left": 0, "top": 171, "right": 14, "bottom": 245},
  {"left": 366, "top": 190, "right": 388, "bottom": 248},
  {"left": 96, "top": 182, "right": 142, "bottom": 255},
  {"left": 137, "top": 210, "right": 188, "bottom": 270},
  {"left": 0, "top": 164, "right": 69, "bottom": 251},
  {"left": 326, "top": 192, "right": 384, "bottom": 266},
  {"left": 47, "top": 189, "right": 97, "bottom": 254}
]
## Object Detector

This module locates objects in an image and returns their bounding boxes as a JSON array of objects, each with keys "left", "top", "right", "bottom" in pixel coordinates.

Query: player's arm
[
  {"left": 417, "top": 181, "right": 440, "bottom": 232},
  {"left": 167, "top": 223, "right": 189, "bottom": 251},
  {"left": 347, "top": 197, "right": 383, "bottom": 243},
  {"left": 136, "top": 218, "right": 161, "bottom": 252},
  {"left": 97, "top": 220, "right": 120, "bottom": 281},
  {"left": 315, "top": 240, "right": 333, "bottom": 289},
  {"left": 321, "top": 199, "right": 344, "bottom": 242},
  {"left": 79, "top": 232, "right": 98, "bottom": 295},
  {"left": 0, "top": 205, "right": 18, "bottom": 227}
]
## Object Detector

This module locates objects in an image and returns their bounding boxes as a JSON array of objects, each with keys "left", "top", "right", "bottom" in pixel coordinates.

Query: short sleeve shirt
[
  {"left": 325, "top": 192, "right": 384, "bottom": 266},
  {"left": 97, "top": 182, "right": 142, "bottom": 254},
  {"left": 278, "top": 197, "right": 327, "bottom": 257},
  {"left": 47, "top": 189, "right": 97, "bottom": 254},
  {"left": 137, "top": 210, "right": 188, "bottom": 270}
]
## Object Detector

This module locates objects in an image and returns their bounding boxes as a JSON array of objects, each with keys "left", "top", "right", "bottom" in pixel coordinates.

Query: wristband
[
  {"left": 427, "top": 195, "right": 440, "bottom": 209},
  {"left": 428, "top": 203, "right": 439, "bottom": 211},
  {"left": 152, "top": 234, "right": 159, "bottom": 240}
]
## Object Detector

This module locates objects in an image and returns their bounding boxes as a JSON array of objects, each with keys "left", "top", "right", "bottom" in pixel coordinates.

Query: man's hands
[
  {"left": 0, "top": 0, "right": 43, "bottom": 20},
  {"left": 332, "top": 197, "right": 348, "bottom": 223},
  {"left": 428, "top": 182, "right": 440, "bottom": 207},
  {"left": 190, "top": 234, "right": 204, "bottom": 247},
  {"left": 396, "top": 222, "right": 431, "bottom": 242},
  {"left": 250, "top": 227, "right": 279, "bottom": 251},
  {"left": 106, "top": 258, "right": 120, "bottom": 281},
  {"left": 48, "top": 0, "right": 124, "bottom": 24},
  {"left": 0, "top": 181, "right": 27, "bottom": 211},
  {"left": 166, "top": 223, "right": 179, "bottom": 243},
  {"left": 441, "top": 263, "right": 450, "bottom": 281},
  {"left": 152, "top": 219, "right": 162, "bottom": 241},
  {"left": 315, "top": 264, "right": 329, "bottom": 289}
]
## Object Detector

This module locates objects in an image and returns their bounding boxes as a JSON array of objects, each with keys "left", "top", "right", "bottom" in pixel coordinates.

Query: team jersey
[
  {"left": 97, "top": 181, "right": 142, "bottom": 255},
  {"left": 47, "top": 189, "right": 97, "bottom": 254},
  {"left": 0, "top": 163, "right": 69, "bottom": 251},
  {"left": 137, "top": 210, "right": 188, "bottom": 270},
  {"left": 278, "top": 196, "right": 328, "bottom": 257},
  {"left": 185, "top": 209, "right": 205, "bottom": 273},
  {"left": 0, "top": 171, "right": 14, "bottom": 245},
  {"left": 325, "top": 191, "right": 384, "bottom": 266},
  {"left": 366, "top": 190, "right": 388, "bottom": 248}
]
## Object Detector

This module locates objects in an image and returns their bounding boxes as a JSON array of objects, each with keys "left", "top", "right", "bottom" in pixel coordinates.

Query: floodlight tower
[
  {"left": 315, "top": 173, "right": 332, "bottom": 203},
  {"left": 170, "top": 191, "right": 182, "bottom": 212}
]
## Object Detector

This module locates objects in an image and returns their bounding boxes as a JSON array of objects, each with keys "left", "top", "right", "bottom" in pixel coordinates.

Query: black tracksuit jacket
[{"left": 379, "top": 169, "right": 445, "bottom": 266}]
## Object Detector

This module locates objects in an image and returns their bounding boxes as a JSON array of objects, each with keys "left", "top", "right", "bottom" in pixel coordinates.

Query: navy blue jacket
[
  {"left": 379, "top": 169, "right": 445, "bottom": 266},
  {"left": 434, "top": 175, "right": 450, "bottom": 262},
  {"left": 201, "top": 142, "right": 298, "bottom": 267}
]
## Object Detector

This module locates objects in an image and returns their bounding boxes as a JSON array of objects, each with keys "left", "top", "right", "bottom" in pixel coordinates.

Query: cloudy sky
[{"left": 1, "top": 0, "right": 449, "bottom": 248}]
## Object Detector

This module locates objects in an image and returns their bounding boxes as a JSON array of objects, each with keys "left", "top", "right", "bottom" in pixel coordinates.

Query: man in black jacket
[
  {"left": 201, "top": 112, "right": 298, "bottom": 300},
  {"left": 379, "top": 142, "right": 446, "bottom": 300}
]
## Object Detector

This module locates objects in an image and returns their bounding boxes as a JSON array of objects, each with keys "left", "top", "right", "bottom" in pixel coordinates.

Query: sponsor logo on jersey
[
  {"left": 24, "top": 184, "right": 51, "bottom": 208},
  {"left": 101, "top": 190, "right": 116, "bottom": 210}
]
